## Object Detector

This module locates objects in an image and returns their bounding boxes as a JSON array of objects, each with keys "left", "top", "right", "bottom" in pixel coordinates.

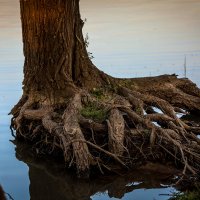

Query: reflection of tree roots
[
  {"left": 11, "top": 75, "right": 200, "bottom": 180},
  {"left": 0, "top": 185, "right": 6, "bottom": 200},
  {"left": 0, "top": 185, "right": 14, "bottom": 200},
  {"left": 15, "top": 141, "right": 182, "bottom": 200}
]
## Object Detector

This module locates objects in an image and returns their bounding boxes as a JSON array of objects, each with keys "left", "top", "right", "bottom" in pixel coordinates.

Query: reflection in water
[
  {"left": 0, "top": 185, "right": 6, "bottom": 200},
  {"left": 15, "top": 142, "right": 179, "bottom": 200}
]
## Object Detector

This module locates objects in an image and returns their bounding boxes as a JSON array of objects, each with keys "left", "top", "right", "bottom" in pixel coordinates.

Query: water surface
[
  {"left": 0, "top": 0, "right": 200, "bottom": 199},
  {"left": 80, "top": 0, "right": 200, "bottom": 80}
]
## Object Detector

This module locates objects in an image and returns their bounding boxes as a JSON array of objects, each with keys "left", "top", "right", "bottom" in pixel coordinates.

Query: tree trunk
[
  {"left": 11, "top": 0, "right": 200, "bottom": 178},
  {"left": 20, "top": 0, "right": 107, "bottom": 102}
]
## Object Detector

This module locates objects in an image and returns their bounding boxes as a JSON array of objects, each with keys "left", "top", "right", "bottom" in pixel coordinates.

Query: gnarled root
[
  {"left": 11, "top": 75, "right": 200, "bottom": 179},
  {"left": 62, "top": 94, "right": 92, "bottom": 176},
  {"left": 117, "top": 77, "right": 200, "bottom": 176},
  {"left": 107, "top": 108, "right": 125, "bottom": 156}
]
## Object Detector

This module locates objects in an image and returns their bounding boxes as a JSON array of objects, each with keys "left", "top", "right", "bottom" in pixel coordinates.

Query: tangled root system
[{"left": 10, "top": 75, "right": 200, "bottom": 179}]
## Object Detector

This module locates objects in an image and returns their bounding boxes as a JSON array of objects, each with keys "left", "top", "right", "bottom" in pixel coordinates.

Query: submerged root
[{"left": 11, "top": 75, "right": 200, "bottom": 179}]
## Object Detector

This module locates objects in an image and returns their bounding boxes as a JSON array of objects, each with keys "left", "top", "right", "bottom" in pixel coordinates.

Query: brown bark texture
[
  {"left": 20, "top": 0, "right": 108, "bottom": 100},
  {"left": 11, "top": 0, "right": 200, "bottom": 179}
]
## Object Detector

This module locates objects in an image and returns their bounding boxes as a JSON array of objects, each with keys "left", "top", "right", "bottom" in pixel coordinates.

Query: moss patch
[
  {"left": 91, "top": 88, "right": 104, "bottom": 99},
  {"left": 81, "top": 103, "right": 107, "bottom": 122}
]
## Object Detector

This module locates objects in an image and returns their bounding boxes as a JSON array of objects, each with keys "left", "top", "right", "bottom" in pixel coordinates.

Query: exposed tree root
[
  {"left": 11, "top": 75, "right": 200, "bottom": 179},
  {"left": 107, "top": 108, "right": 125, "bottom": 156},
  {"left": 62, "top": 94, "right": 92, "bottom": 176}
]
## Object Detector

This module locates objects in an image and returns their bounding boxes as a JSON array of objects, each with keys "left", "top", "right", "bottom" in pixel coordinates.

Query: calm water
[{"left": 0, "top": 0, "right": 200, "bottom": 199}]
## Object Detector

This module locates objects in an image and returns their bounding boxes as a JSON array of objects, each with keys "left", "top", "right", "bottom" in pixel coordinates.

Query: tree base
[{"left": 10, "top": 74, "right": 200, "bottom": 179}]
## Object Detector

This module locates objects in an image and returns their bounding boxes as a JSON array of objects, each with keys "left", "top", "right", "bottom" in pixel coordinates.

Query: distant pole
[{"left": 184, "top": 55, "right": 187, "bottom": 78}]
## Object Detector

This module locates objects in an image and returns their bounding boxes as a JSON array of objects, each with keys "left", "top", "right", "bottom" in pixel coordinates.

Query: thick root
[
  {"left": 107, "top": 108, "right": 125, "bottom": 156},
  {"left": 62, "top": 94, "right": 92, "bottom": 176},
  {"left": 13, "top": 99, "right": 33, "bottom": 130},
  {"left": 42, "top": 113, "right": 71, "bottom": 162}
]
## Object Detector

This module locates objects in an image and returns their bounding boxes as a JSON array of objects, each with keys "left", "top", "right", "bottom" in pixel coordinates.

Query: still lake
[{"left": 0, "top": 0, "right": 200, "bottom": 199}]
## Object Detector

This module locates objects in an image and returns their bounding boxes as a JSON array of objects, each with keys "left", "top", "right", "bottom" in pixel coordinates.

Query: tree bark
[{"left": 20, "top": 0, "right": 107, "bottom": 102}]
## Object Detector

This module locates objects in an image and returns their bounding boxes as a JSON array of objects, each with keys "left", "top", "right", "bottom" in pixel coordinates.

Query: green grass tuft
[
  {"left": 81, "top": 103, "right": 107, "bottom": 122},
  {"left": 91, "top": 88, "right": 104, "bottom": 99}
]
